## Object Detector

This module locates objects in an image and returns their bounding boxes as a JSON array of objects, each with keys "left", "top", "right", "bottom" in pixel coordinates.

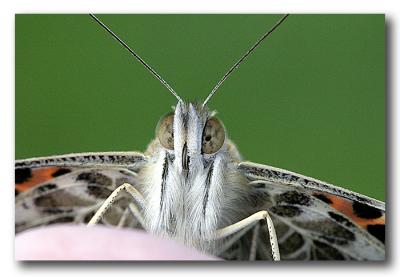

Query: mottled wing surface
[
  {"left": 232, "top": 161, "right": 385, "bottom": 261},
  {"left": 15, "top": 152, "right": 147, "bottom": 233}
]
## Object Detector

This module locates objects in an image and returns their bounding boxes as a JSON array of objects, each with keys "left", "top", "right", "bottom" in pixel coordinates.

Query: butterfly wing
[
  {"left": 238, "top": 162, "right": 385, "bottom": 238},
  {"left": 16, "top": 152, "right": 146, "bottom": 171},
  {"left": 232, "top": 161, "right": 385, "bottom": 261},
  {"left": 15, "top": 152, "right": 147, "bottom": 233},
  {"left": 238, "top": 162, "right": 384, "bottom": 206}
]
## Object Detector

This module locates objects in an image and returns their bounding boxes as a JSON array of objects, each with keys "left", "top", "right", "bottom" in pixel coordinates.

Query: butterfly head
[
  {"left": 138, "top": 101, "right": 240, "bottom": 251},
  {"left": 156, "top": 101, "right": 226, "bottom": 171}
]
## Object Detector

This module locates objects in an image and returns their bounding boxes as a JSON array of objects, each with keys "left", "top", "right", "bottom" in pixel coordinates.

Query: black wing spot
[
  {"left": 34, "top": 195, "right": 57, "bottom": 207},
  {"left": 42, "top": 208, "right": 73, "bottom": 214},
  {"left": 270, "top": 205, "right": 302, "bottom": 217},
  {"left": 352, "top": 202, "right": 383, "bottom": 219},
  {"left": 328, "top": 211, "right": 356, "bottom": 228},
  {"left": 15, "top": 168, "right": 32, "bottom": 184},
  {"left": 46, "top": 216, "right": 75, "bottom": 225},
  {"left": 35, "top": 183, "right": 58, "bottom": 193},
  {"left": 276, "top": 190, "right": 311, "bottom": 206},
  {"left": 367, "top": 224, "right": 385, "bottom": 244},
  {"left": 76, "top": 172, "right": 112, "bottom": 187},
  {"left": 51, "top": 168, "right": 72, "bottom": 177},
  {"left": 313, "top": 193, "right": 333, "bottom": 204},
  {"left": 108, "top": 156, "right": 115, "bottom": 162},
  {"left": 86, "top": 185, "right": 112, "bottom": 199}
]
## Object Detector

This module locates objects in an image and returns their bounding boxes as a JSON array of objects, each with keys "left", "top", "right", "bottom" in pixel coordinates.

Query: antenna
[
  {"left": 202, "top": 14, "right": 290, "bottom": 107},
  {"left": 89, "top": 14, "right": 183, "bottom": 102}
]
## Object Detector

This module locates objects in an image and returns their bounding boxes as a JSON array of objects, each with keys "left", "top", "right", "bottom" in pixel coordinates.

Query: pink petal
[{"left": 15, "top": 225, "right": 220, "bottom": 261}]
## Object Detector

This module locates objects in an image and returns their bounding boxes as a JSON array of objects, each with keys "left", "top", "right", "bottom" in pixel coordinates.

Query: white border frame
[{"left": 1, "top": 0, "right": 397, "bottom": 276}]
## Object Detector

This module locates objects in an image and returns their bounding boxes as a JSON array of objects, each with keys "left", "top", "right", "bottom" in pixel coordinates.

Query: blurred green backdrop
[{"left": 15, "top": 14, "right": 385, "bottom": 200}]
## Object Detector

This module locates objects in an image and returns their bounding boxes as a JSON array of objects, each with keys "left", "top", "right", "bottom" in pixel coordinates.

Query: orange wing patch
[
  {"left": 313, "top": 192, "right": 385, "bottom": 243},
  {"left": 15, "top": 167, "right": 71, "bottom": 193}
]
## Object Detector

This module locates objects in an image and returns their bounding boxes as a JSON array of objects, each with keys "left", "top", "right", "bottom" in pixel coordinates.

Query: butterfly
[{"left": 15, "top": 14, "right": 385, "bottom": 261}]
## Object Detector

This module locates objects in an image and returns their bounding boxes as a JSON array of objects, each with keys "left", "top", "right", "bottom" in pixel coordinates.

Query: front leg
[
  {"left": 214, "top": 211, "right": 280, "bottom": 261},
  {"left": 88, "top": 183, "right": 146, "bottom": 228}
]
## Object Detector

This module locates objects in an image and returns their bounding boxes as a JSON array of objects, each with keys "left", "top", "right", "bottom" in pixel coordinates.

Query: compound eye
[
  {"left": 202, "top": 118, "right": 225, "bottom": 154},
  {"left": 156, "top": 112, "right": 174, "bottom": 150}
]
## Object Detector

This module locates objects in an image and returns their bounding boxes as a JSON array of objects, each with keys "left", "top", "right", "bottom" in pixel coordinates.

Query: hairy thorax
[{"left": 137, "top": 139, "right": 249, "bottom": 253}]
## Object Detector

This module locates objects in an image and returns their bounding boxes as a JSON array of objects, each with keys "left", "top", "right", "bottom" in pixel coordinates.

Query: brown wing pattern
[
  {"left": 232, "top": 162, "right": 385, "bottom": 261},
  {"left": 16, "top": 167, "right": 143, "bottom": 233},
  {"left": 15, "top": 153, "right": 146, "bottom": 234},
  {"left": 238, "top": 161, "right": 385, "bottom": 243}
]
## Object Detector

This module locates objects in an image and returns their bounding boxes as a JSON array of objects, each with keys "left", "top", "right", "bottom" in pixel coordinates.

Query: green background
[{"left": 15, "top": 14, "right": 385, "bottom": 200}]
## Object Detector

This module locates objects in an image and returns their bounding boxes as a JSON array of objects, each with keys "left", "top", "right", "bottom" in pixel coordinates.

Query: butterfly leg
[
  {"left": 216, "top": 223, "right": 255, "bottom": 257},
  {"left": 214, "top": 210, "right": 280, "bottom": 261},
  {"left": 128, "top": 203, "right": 146, "bottom": 228},
  {"left": 88, "top": 183, "right": 145, "bottom": 226},
  {"left": 249, "top": 222, "right": 260, "bottom": 261},
  {"left": 117, "top": 207, "right": 130, "bottom": 228}
]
